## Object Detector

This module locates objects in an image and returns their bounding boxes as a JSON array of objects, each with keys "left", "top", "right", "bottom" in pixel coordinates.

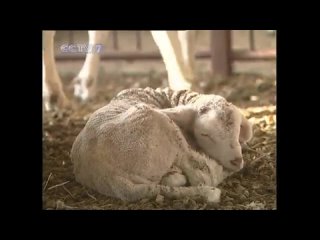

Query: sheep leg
[
  {"left": 104, "top": 175, "right": 221, "bottom": 203},
  {"left": 73, "top": 31, "right": 110, "bottom": 101},
  {"left": 43, "top": 30, "right": 70, "bottom": 111},
  {"left": 151, "top": 31, "right": 192, "bottom": 90},
  {"left": 177, "top": 30, "right": 197, "bottom": 84},
  {"left": 160, "top": 169, "right": 188, "bottom": 187},
  {"left": 160, "top": 151, "right": 232, "bottom": 188},
  {"left": 176, "top": 149, "right": 230, "bottom": 187}
]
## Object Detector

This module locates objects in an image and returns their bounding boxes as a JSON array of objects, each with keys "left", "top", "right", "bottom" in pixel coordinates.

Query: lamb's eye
[{"left": 200, "top": 133, "right": 216, "bottom": 143}]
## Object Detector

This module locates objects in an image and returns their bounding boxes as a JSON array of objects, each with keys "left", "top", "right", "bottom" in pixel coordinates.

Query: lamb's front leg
[{"left": 177, "top": 150, "right": 230, "bottom": 187}]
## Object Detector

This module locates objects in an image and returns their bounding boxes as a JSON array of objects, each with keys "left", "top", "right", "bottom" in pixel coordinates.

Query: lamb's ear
[
  {"left": 239, "top": 113, "right": 253, "bottom": 144},
  {"left": 160, "top": 106, "right": 197, "bottom": 130}
]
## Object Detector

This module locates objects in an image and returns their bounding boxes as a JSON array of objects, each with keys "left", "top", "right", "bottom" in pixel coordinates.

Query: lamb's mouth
[
  {"left": 208, "top": 156, "right": 235, "bottom": 173},
  {"left": 206, "top": 154, "right": 225, "bottom": 168}
]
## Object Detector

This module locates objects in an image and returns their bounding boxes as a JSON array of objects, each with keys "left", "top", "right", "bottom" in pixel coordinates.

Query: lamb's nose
[{"left": 230, "top": 157, "right": 243, "bottom": 167}]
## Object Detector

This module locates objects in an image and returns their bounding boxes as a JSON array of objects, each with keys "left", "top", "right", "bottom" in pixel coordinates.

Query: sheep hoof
[
  {"left": 203, "top": 187, "right": 221, "bottom": 203},
  {"left": 73, "top": 76, "right": 97, "bottom": 102}
]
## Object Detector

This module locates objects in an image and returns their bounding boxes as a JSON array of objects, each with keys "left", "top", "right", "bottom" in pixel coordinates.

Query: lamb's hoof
[
  {"left": 203, "top": 187, "right": 221, "bottom": 203},
  {"left": 161, "top": 172, "right": 187, "bottom": 187}
]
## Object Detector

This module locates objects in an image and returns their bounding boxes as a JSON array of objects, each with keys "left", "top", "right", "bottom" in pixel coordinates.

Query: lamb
[{"left": 70, "top": 87, "right": 253, "bottom": 203}]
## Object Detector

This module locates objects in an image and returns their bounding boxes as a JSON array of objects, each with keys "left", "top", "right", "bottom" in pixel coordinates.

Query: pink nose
[{"left": 230, "top": 157, "right": 243, "bottom": 167}]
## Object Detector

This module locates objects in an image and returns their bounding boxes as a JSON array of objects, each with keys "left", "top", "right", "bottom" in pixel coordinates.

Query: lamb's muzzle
[{"left": 230, "top": 157, "right": 244, "bottom": 169}]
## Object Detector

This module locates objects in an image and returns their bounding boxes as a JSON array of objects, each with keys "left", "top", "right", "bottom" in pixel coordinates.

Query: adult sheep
[
  {"left": 43, "top": 30, "right": 197, "bottom": 111},
  {"left": 71, "top": 87, "right": 253, "bottom": 203}
]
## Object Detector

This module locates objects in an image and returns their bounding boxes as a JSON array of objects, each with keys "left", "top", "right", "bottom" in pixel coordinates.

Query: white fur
[{"left": 70, "top": 88, "right": 253, "bottom": 203}]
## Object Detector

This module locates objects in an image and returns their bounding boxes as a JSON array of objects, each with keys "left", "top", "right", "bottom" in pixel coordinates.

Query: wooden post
[
  {"left": 210, "top": 30, "right": 232, "bottom": 77},
  {"left": 113, "top": 31, "right": 119, "bottom": 50},
  {"left": 69, "top": 31, "right": 74, "bottom": 44},
  {"left": 136, "top": 31, "right": 142, "bottom": 50},
  {"left": 249, "top": 30, "right": 255, "bottom": 51}
]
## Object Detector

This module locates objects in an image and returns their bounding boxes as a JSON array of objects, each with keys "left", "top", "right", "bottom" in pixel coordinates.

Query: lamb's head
[
  {"left": 193, "top": 99, "right": 253, "bottom": 172},
  {"left": 161, "top": 95, "right": 253, "bottom": 172}
]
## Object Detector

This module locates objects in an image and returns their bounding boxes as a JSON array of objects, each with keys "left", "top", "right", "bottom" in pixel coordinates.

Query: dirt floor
[{"left": 43, "top": 31, "right": 276, "bottom": 210}]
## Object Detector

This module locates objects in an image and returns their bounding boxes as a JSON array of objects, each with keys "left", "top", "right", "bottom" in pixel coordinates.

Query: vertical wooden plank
[
  {"left": 69, "top": 30, "right": 74, "bottom": 44},
  {"left": 210, "top": 30, "right": 232, "bottom": 77},
  {"left": 136, "top": 31, "right": 142, "bottom": 50},
  {"left": 113, "top": 31, "right": 119, "bottom": 50},
  {"left": 249, "top": 30, "right": 255, "bottom": 51}
]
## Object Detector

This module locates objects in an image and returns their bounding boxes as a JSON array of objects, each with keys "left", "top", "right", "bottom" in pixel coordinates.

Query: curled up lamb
[{"left": 71, "top": 87, "right": 253, "bottom": 203}]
